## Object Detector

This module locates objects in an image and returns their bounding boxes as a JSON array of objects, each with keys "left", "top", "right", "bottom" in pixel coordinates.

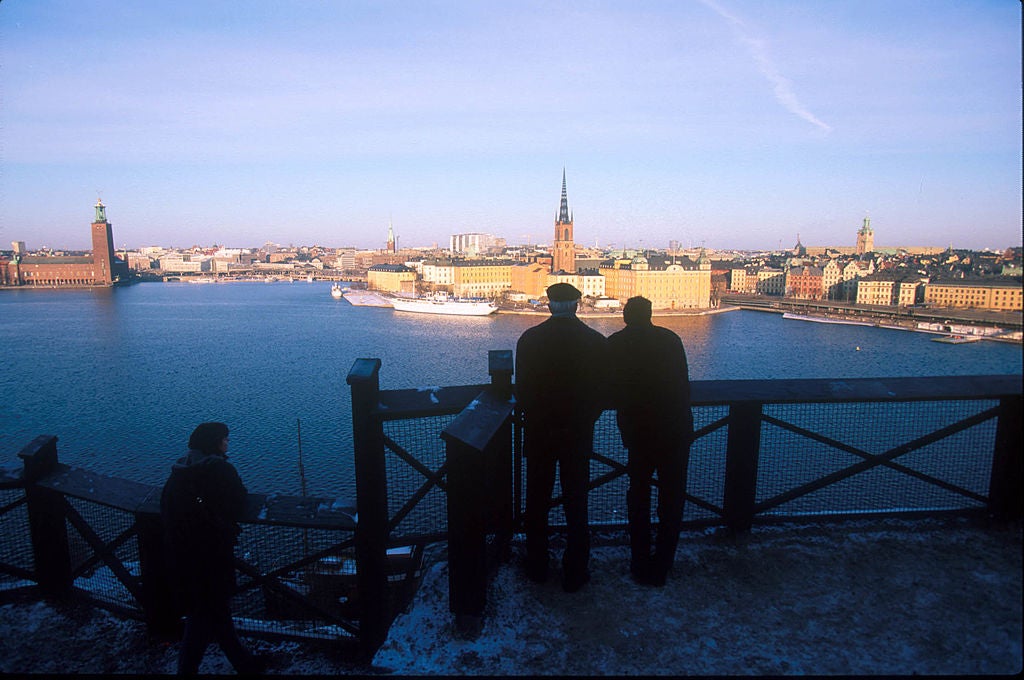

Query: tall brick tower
[
  {"left": 856, "top": 216, "right": 874, "bottom": 255},
  {"left": 552, "top": 169, "right": 575, "bottom": 273},
  {"left": 91, "top": 199, "right": 116, "bottom": 285}
]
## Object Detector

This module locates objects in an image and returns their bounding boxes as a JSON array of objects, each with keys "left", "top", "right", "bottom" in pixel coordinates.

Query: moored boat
[
  {"left": 331, "top": 283, "right": 344, "bottom": 299},
  {"left": 390, "top": 292, "right": 497, "bottom": 316},
  {"left": 931, "top": 334, "right": 982, "bottom": 344},
  {"left": 782, "top": 312, "right": 873, "bottom": 327}
]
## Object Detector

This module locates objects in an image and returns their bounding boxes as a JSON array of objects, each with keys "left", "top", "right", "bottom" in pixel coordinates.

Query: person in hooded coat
[{"left": 160, "top": 422, "right": 264, "bottom": 675}]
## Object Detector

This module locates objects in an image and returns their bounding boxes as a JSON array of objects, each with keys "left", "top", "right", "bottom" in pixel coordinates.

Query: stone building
[
  {"left": 786, "top": 265, "right": 825, "bottom": 300},
  {"left": 599, "top": 251, "right": 712, "bottom": 309},
  {"left": 367, "top": 263, "right": 416, "bottom": 293},
  {"left": 923, "top": 279, "right": 1023, "bottom": 311},
  {"left": 3, "top": 200, "right": 128, "bottom": 287}
]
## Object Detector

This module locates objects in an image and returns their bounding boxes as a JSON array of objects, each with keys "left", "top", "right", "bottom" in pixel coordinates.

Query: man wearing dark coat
[
  {"left": 160, "top": 422, "right": 265, "bottom": 675},
  {"left": 515, "top": 283, "right": 608, "bottom": 592},
  {"left": 608, "top": 296, "right": 693, "bottom": 586}
]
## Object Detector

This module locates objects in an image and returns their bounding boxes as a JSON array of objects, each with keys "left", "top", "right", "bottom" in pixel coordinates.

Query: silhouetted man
[
  {"left": 608, "top": 296, "right": 693, "bottom": 586},
  {"left": 515, "top": 282, "right": 607, "bottom": 592}
]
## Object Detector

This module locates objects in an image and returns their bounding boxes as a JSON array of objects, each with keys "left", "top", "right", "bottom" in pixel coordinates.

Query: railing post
[
  {"left": 444, "top": 435, "right": 487, "bottom": 637},
  {"left": 723, "top": 403, "right": 762, "bottom": 533},
  {"left": 487, "top": 351, "right": 515, "bottom": 555},
  {"left": 135, "top": 502, "right": 182, "bottom": 638},
  {"left": 988, "top": 394, "right": 1022, "bottom": 520},
  {"left": 488, "top": 349, "right": 513, "bottom": 400},
  {"left": 17, "top": 435, "right": 72, "bottom": 597},
  {"left": 442, "top": 353, "right": 516, "bottom": 639},
  {"left": 347, "top": 358, "right": 389, "bottom": 657}
]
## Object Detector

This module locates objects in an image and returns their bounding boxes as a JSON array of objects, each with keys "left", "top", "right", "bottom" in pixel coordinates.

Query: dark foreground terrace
[
  {"left": 0, "top": 515, "right": 1020, "bottom": 675},
  {"left": 1, "top": 355, "right": 1021, "bottom": 674}
]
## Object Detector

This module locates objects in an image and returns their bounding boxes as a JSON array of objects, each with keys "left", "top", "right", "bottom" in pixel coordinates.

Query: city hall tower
[{"left": 91, "top": 198, "right": 117, "bottom": 285}]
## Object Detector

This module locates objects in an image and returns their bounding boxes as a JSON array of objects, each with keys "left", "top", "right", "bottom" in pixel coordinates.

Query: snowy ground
[{"left": 1, "top": 516, "right": 1020, "bottom": 675}]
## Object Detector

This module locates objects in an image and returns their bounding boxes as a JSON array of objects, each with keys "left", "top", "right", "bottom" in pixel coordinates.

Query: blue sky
[{"left": 2, "top": 0, "right": 1020, "bottom": 251}]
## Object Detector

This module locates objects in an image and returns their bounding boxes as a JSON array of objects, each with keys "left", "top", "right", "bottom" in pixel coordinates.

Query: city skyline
[{"left": 2, "top": 1, "right": 1020, "bottom": 252}]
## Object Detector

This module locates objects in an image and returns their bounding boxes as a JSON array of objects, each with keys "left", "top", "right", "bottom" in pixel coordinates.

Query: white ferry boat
[
  {"left": 782, "top": 312, "right": 873, "bottom": 327},
  {"left": 390, "top": 292, "right": 498, "bottom": 316},
  {"left": 330, "top": 283, "right": 344, "bottom": 299}
]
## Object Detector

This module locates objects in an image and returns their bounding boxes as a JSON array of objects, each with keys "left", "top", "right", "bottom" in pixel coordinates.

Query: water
[{"left": 2, "top": 282, "right": 1020, "bottom": 498}]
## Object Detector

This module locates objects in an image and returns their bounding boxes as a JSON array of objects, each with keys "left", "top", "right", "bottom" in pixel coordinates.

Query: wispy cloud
[{"left": 698, "top": 0, "right": 832, "bottom": 134}]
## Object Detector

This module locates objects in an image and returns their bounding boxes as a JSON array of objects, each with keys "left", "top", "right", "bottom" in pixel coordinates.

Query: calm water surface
[{"left": 2, "top": 282, "right": 1020, "bottom": 497}]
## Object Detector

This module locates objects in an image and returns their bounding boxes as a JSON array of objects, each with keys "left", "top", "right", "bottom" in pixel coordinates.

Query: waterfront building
[
  {"left": 451, "top": 260, "right": 513, "bottom": 298},
  {"left": 599, "top": 251, "right": 712, "bottom": 309},
  {"left": 124, "top": 253, "right": 154, "bottom": 271},
  {"left": 841, "top": 260, "right": 874, "bottom": 300},
  {"left": 896, "top": 280, "right": 922, "bottom": 307},
  {"left": 785, "top": 265, "right": 824, "bottom": 300},
  {"left": 421, "top": 259, "right": 456, "bottom": 287},
  {"left": 728, "top": 267, "right": 758, "bottom": 294},
  {"left": 853, "top": 273, "right": 923, "bottom": 307},
  {"left": 923, "top": 279, "right": 1023, "bottom": 311},
  {"left": 856, "top": 217, "right": 875, "bottom": 255},
  {"left": 728, "top": 267, "right": 745, "bottom": 293},
  {"left": 269, "top": 251, "right": 297, "bottom": 263},
  {"left": 510, "top": 262, "right": 549, "bottom": 299},
  {"left": 158, "top": 253, "right": 209, "bottom": 273},
  {"left": 822, "top": 259, "right": 843, "bottom": 299},
  {"left": 855, "top": 275, "right": 898, "bottom": 306},
  {"left": 551, "top": 170, "right": 576, "bottom": 274},
  {"left": 367, "top": 263, "right": 416, "bottom": 293},
  {"left": 575, "top": 268, "right": 606, "bottom": 299},
  {"left": 2, "top": 199, "right": 128, "bottom": 287},
  {"left": 756, "top": 267, "right": 786, "bottom": 296}
]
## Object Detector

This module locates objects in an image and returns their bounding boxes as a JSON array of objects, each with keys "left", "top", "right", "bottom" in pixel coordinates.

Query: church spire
[
  {"left": 386, "top": 219, "right": 396, "bottom": 253},
  {"left": 552, "top": 168, "right": 576, "bottom": 273},
  {"left": 557, "top": 168, "right": 570, "bottom": 224}
]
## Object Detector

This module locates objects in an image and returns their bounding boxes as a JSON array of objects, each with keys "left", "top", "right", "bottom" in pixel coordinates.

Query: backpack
[{"left": 161, "top": 466, "right": 224, "bottom": 556}]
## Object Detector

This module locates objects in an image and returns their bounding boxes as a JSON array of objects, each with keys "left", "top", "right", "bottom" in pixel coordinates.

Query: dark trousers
[
  {"left": 177, "top": 593, "right": 255, "bottom": 675},
  {"left": 626, "top": 440, "right": 689, "bottom": 575},
  {"left": 524, "top": 430, "right": 592, "bottom": 578}
]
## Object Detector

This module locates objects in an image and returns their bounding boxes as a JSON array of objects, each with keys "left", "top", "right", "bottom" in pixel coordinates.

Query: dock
[{"left": 342, "top": 290, "right": 393, "bottom": 308}]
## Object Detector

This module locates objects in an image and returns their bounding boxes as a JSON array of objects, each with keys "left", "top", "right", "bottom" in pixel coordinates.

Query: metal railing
[
  {"left": 350, "top": 361, "right": 1020, "bottom": 638},
  {"left": 2, "top": 357, "right": 1020, "bottom": 658}
]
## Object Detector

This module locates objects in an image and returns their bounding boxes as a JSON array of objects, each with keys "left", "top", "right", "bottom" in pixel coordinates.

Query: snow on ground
[{"left": 1, "top": 516, "right": 1020, "bottom": 675}]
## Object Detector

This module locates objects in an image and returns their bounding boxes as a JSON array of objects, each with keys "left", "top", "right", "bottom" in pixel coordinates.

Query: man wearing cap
[
  {"left": 608, "top": 296, "right": 693, "bottom": 586},
  {"left": 515, "top": 282, "right": 608, "bottom": 592}
]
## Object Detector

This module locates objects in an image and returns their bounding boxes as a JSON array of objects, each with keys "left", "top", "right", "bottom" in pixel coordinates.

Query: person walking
[
  {"left": 515, "top": 283, "right": 608, "bottom": 592},
  {"left": 160, "top": 422, "right": 266, "bottom": 675},
  {"left": 608, "top": 296, "right": 693, "bottom": 586}
]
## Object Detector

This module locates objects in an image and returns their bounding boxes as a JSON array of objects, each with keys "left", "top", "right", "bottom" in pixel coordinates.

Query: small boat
[
  {"left": 782, "top": 312, "right": 873, "bottom": 327},
  {"left": 931, "top": 334, "right": 982, "bottom": 344},
  {"left": 390, "top": 292, "right": 497, "bottom": 316},
  {"left": 330, "top": 283, "right": 344, "bottom": 299}
]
